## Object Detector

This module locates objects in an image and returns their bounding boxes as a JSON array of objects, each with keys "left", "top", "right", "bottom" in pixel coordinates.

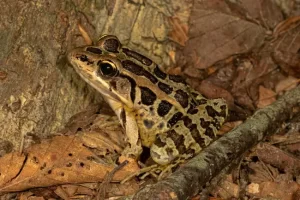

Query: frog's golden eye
[{"left": 97, "top": 61, "right": 118, "bottom": 77}]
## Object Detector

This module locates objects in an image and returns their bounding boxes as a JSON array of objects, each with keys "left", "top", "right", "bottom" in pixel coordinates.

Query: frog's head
[{"left": 67, "top": 35, "right": 160, "bottom": 110}]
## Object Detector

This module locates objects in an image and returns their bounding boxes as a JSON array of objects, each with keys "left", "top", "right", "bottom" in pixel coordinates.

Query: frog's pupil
[{"left": 98, "top": 61, "right": 116, "bottom": 77}]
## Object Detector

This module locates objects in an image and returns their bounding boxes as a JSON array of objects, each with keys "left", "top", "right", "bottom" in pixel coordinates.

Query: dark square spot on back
[
  {"left": 174, "top": 89, "right": 189, "bottom": 108},
  {"left": 122, "top": 48, "right": 152, "bottom": 66},
  {"left": 158, "top": 82, "right": 173, "bottom": 94},
  {"left": 157, "top": 100, "right": 172, "bottom": 117},
  {"left": 140, "top": 87, "right": 157, "bottom": 105},
  {"left": 169, "top": 74, "right": 186, "bottom": 84},
  {"left": 154, "top": 66, "right": 167, "bottom": 79},
  {"left": 168, "top": 112, "right": 183, "bottom": 127}
]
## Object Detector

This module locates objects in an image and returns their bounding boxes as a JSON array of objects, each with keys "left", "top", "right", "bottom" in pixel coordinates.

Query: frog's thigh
[{"left": 150, "top": 132, "right": 179, "bottom": 165}]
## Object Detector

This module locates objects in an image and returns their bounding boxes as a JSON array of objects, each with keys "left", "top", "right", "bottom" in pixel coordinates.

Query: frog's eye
[
  {"left": 97, "top": 61, "right": 118, "bottom": 77},
  {"left": 97, "top": 35, "right": 120, "bottom": 53}
]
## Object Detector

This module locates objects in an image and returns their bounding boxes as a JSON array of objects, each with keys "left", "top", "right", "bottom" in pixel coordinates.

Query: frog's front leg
[
  {"left": 105, "top": 98, "right": 142, "bottom": 158},
  {"left": 122, "top": 110, "right": 143, "bottom": 158}
]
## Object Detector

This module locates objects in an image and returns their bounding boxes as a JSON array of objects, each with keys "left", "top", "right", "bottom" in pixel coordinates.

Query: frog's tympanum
[{"left": 68, "top": 35, "right": 228, "bottom": 176}]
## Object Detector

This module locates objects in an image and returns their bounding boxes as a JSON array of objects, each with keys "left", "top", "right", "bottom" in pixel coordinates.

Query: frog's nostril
[{"left": 77, "top": 54, "right": 88, "bottom": 62}]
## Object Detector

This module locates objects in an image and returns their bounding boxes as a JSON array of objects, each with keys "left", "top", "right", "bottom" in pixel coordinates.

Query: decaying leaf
[
  {"left": 247, "top": 181, "right": 299, "bottom": 200},
  {"left": 0, "top": 134, "right": 136, "bottom": 194},
  {"left": 168, "top": 17, "right": 189, "bottom": 46},
  {"left": 275, "top": 76, "right": 299, "bottom": 93},
  {"left": 211, "top": 175, "right": 239, "bottom": 199},
  {"left": 256, "top": 143, "right": 300, "bottom": 176},
  {"left": 183, "top": 0, "right": 265, "bottom": 69},
  {"left": 272, "top": 51, "right": 300, "bottom": 78},
  {"left": 198, "top": 80, "right": 234, "bottom": 107},
  {"left": 256, "top": 86, "right": 276, "bottom": 108}
]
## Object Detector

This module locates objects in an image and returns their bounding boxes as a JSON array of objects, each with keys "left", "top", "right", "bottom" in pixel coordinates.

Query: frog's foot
[
  {"left": 155, "top": 154, "right": 192, "bottom": 180},
  {"left": 120, "top": 164, "right": 159, "bottom": 184},
  {"left": 138, "top": 162, "right": 176, "bottom": 181},
  {"left": 121, "top": 154, "right": 192, "bottom": 183},
  {"left": 122, "top": 145, "right": 143, "bottom": 159}
]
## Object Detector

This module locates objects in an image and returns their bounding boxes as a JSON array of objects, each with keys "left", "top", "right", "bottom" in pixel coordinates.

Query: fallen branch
[{"left": 133, "top": 86, "right": 300, "bottom": 200}]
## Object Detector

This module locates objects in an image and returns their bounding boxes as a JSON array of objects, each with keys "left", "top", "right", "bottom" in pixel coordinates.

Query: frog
[{"left": 67, "top": 35, "right": 228, "bottom": 177}]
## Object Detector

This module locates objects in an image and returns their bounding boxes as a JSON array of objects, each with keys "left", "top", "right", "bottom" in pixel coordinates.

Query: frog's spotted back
[{"left": 68, "top": 35, "right": 228, "bottom": 167}]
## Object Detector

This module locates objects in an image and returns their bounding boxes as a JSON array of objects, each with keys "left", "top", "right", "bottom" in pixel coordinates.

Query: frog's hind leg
[
  {"left": 149, "top": 125, "right": 201, "bottom": 179},
  {"left": 150, "top": 131, "right": 180, "bottom": 166},
  {"left": 122, "top": 127, "right": 201, "bottom": 182}
]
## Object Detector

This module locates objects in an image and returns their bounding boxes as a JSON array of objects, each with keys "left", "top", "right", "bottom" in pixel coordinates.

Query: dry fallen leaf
[
  {"left": 256, "top": 86, "right": 276, "bottom": 108},
  {"left": 272, "top": 51, "right": 300, "bottom": 78},
  {"left": 80, "top": 131, "right": 124, "bottom": 153},
  {"left": 256, "top": 143, "right": 300, "bottom": 176},
  {"left": 197, "top": 80, "right": 234, "bottom": 105},
  {"left": 247, "top": 162, "right": 278, "bottom": 184},
  {"left": 218, "top": 121, "right": 243, "bottom": 135},
  {"left": 211, "top": 175, "right": 239, "bottom": 199},
  {"left": 183, "top": 0, "right": 266, "bottom": 69},
  {"left": 168, "top": 17, "right": 189, "bottom": 46},
  {"left": 275, "top": 76, "right": 299, "bottom": 93},
  {"left": 273, "top": 16, "right": 300, "bottom": 38},
  {"left": 247, "top": 181, "right": 299, "bottom": 200},
  {"left": 0, "top": 134, "right": 135, "bottom": 194}
]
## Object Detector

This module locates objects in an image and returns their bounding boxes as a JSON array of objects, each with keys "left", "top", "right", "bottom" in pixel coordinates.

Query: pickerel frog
[{"left": 68, "top": 35, "right": 228, "bottom": 177}]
